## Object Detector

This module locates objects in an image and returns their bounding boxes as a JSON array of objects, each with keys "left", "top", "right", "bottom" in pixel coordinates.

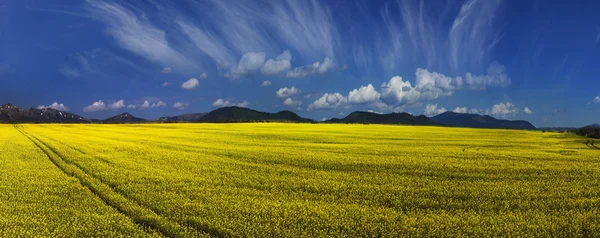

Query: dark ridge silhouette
[
  {"left": 325, "top": 111, "right": 439, "bottom": 126},
  {"left": 0, "top": 104, "right": 90, "bottom": 123},
  {"left": 198, "top": 107, "right": 314, "bottom": 123},
  {"left": 430, "top": 111, "right": 536, "bottom": 130},
  {"left": 573, "top": 124, "right": 600, "bottom": 139},
  {"left": 101, "top": 113, "right": 147, "bottom": 123},
  {"left": 156, "top": 113, "right": 208, "bottom": 122}
]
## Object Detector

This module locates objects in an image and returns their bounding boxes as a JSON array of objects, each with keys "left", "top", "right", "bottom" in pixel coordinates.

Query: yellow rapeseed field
[{"left": 1, "top": 123, "right": 599, "bottom": 237}]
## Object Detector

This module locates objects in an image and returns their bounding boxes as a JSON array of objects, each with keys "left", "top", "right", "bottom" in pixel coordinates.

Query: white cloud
[
  {"left": 212, "top": 99, "right": 228, "bottom": 107},
  {"left": 450, "top": 0, "right": 503, "bottom": 72},
  {"left": 108, "top": 100, "right": 126, "bottom": 111},
  {"left": 308, "top": 93, "right": 348, "bottom": 111},
  {"left": 453, "top": 107, "right": 468, "bottom": 113},
  {"left": 523, "top": 107, "right": 533, "bottom": 115},
  {"left": 490, "top": 102, "right": 518, "bottom": 118},
  {"left": 261, "top": 50, "right": 292, "bottom": 75},
  {"left": 348, "top": 84, "right": 380, "bottom": 104},
  {"left": 286, "top": 57, "right": 335, "bottom": 78},
  {"left": 283, "top": 98, "right": 302, "bottom": 107},
  {"left": 37, "top": 102, "right": 70, "bottom": 111},
  {"left": 469, "top": 108, "right": 480, "bottom": 114},
  {"left": 173, "top": 102, "right": 189, "bottom": 110},
  {"left": 321, "top": 117, "right": 328, "bottom": 122},
  {"left": 261, "top": 81, "right": 272, "bottom": 87},
  {"left": 237, "top": 101, "right": 249, "bottom": 108},
  {"left": 276, "top": 86, "right": 301, "bottom": 99},
  {"left": 85, "top": 1, "right": 194, "bottom": 71},
  {"left": 424, "top": 104, "right": 447, "bottom": 117},
  {"left": 199, "top": 72, "right": 208, "bottom": 79},
  {"left": 162, "top": 82, "right": 170, "bottom": 87},
  {"left": 212, "top": 99, "right": 249, "bottom": 108},
  {"left": 381, "top": 64, "right": 510, "bottom": 106},
  {"left": 161, "top": 67, "right": 172, "bottom": 74},
  {"left": 136, "top": 100, "right": 167, "bottom": 110},
  {"left": 380, "top": 76, "right": 420, "bottom": 105},
  {"left": 181, "top": 78, "right": 199, "bottom": 90},
  {"left": 138, "top": 101, "right": 150, "bottom": 110},
  {"left": 226, "top": 52, "right": 266, "bottom": 79},
  {"left": 318, "top": 57, "right": 335, "bottom": 73},
  {"left": 127, "top": 104, "right": 137, "bottom": 109},
  {"left": 152, "top": 101, "right": 167, "bottom": 108},
  {"left": 594, "top": 96, "right": 600, "bottom": 104},
  {"left": 83, "top": 100, "right": 107, "bottom": 112}
]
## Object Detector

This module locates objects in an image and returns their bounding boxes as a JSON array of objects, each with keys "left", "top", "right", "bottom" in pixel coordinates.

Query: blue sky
[{"left": 1, "top": 0, "right": 599, "bottom": 127}]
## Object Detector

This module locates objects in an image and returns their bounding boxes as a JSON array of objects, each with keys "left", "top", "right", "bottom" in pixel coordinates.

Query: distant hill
[
  {"left": 326, "top": 111, "right": 438, "bottom": 125},
  {"left": 101, "top": 113, "right": 146, "bottom": 123},
  {"left": 582, "top": 123, "right": 600, "bottom": 129},
  {"left": 156, "top": 113, "right": 208, "bottom": 122},
  {"left": 430, "top": 112, "right": 536, "bottom": 130},
  {"left": 198, "top": 107, "right": 314, "bottom": 123},
  {"left": 0, "top": 104, "right": 90, "bottom": 123},
  {"left": 573, "top": 123, "right": 600, "bottom": 138}
]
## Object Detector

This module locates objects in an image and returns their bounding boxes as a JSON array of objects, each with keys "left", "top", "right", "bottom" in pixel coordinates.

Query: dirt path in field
[{"left": 13, "top": 125, "right": 201, "bottom": 238}]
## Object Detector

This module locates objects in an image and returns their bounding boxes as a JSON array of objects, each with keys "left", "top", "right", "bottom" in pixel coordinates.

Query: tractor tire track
[{"left": 14, "top": 125, "right": 201, "bottom": 238}]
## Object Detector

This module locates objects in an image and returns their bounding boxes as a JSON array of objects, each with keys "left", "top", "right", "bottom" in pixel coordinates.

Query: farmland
[{"left": 1, "top": 123, "right": 599, "bottom": 237}]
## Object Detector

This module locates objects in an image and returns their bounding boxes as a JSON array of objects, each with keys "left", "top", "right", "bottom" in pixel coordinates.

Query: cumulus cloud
[
  {"left": 489, "top": 102, "right": 518, "bottom": 118},
  {"left": 152, "top": 101, "right": 167, "bottom": 108},
  {"left": 261, "top": 50, "right": 292, "bottom": 75},
  {"left": 286, "top": 57, "right": 335, "bottom": 78},
  {"left": 139, "top": 101, "right": 150, "bottom": 110},
  {"left": 307, "top": 63, "right": 510, "bottom": 112},
  {"left": 108, "top": 100, "right": 126, "bottom": 110},
  {"left": 226, "top": 52, "right": 266, "bottom": 79},
  {"left": 594, "top": 96, "right": 600, "bottom": 104},
  {"left": 276, "top": 86, "right": 302, "bottom": 99},
  {"left": 469, "top": 108, "right": 480, "bottom": 114},
  {"left": 523, "top": 107, "right": 533, "bottom": 115},
  {"left": 181, "top": 78, "right": 199, "bottom": 90},
  {"left": 424, "top": 104, "right": 447, "bottom": 116},
  {"left": 283, "top": 98, "right": 302, "bottom": 107},
  {"left": 308, "top": 93, "right": 348, "bottom": 111},
  {"left": 199, "top": 72, "right": 208, "bottom": 79},
  {"left": 173, "top": 102, "right": 189, "bottom": 110},
  {"left": 348, "top": 84, "right": 380, "bottom": 104},
  {"left": 161, "top": 67, "right": 172, "bottom": 74},
  {"left": 83, "top": 100, "right": 107, "bottom": 112},
  {"left": 37, "top": 102, "right": 70, "bottom": 111},
  {"left": 212, "top": 99, "right": 249, "bottom": 108},
  {"left": 452, "top": 107, "right": 467, "bottom": 113},
  {"left": 261, "top": 81, "right": 272, "bottom": 87},
  {"left": 381, "top": 63, "right": 510, "bottom": 106}
]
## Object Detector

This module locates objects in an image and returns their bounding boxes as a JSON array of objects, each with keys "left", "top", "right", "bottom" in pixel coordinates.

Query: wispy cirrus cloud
[
  {"left": 85, "top": 0, "right": 197, "bottom": 72},
  {"left": 366, "top": 0, "right": 505, "bottom": 74},
  {"left": 85, "top": 0, "right": 338, "bottom": 78}
]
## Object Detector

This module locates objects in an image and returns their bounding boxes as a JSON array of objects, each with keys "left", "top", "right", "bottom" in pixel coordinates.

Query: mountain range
[
  {"left": 0, "top": 104, "right": 89, "bottom": 123},
  {"left": 430, "top": 112, "right": 537, "bottom": 130},
  {"left": 0, "top": 103, "right": 551, "bottom": 130},
  {"left": 326, "top": 111, "right": 437, "bottom": 125}
]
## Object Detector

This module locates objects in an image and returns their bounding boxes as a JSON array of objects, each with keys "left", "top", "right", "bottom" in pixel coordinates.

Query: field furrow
[{"left": 14, "top": 125, "right": 208, "bottom": 238}]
